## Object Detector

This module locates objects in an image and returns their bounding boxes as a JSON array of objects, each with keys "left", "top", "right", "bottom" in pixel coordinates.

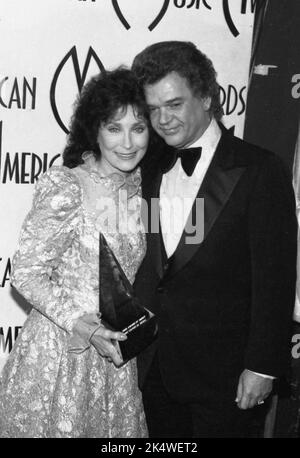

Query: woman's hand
[{"left": 90, "top": 324, "right": 127, "bottom": 366}]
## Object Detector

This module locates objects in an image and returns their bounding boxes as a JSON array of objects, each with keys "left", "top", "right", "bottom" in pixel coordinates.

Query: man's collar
[{"left": 187, "top": 117, "right": 221, "bottom": 152}]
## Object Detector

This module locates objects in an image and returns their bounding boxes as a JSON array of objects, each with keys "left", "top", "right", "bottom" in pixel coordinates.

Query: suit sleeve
[{"left": 245, "top": 154, "right": 297, "bottom": 377}]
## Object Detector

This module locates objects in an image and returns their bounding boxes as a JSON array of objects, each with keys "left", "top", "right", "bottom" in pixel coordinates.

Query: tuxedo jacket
[{"left": 134, "top": 126, "right": 297, "bottom": 404}]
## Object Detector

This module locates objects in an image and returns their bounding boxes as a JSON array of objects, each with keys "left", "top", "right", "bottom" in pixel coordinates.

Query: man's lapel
[
  {"left": 141, "top": 165, "right": 165, "bottom": 279},
  {"left": 165, "top": 129, "right": 246, "bottom": 279}
]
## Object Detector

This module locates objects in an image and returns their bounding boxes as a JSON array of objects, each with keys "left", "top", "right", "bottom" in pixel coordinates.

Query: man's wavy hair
[
  {"left": 132, "top": 41, "right": 223, "bottom": 120},
  {"left": 63, "top": 67, "right": 150, "bottom": 168}
]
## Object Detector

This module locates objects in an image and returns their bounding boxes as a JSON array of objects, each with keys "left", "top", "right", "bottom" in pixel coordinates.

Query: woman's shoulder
[
  {"left": 39, "top": 165, "right": 81, "bottom": 187},
  {"left": 34, "top": 165, "right": 82, "bottom": 210}
]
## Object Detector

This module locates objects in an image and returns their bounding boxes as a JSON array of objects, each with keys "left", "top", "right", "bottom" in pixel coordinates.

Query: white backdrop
[{"left": 0, "top": 0, "right": 255, "bottom": 371}]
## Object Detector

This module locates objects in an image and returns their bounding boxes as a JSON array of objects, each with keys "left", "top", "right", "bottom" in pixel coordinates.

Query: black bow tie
[{"left": 161, "top": 147, "right": 202, "bottom": 177}]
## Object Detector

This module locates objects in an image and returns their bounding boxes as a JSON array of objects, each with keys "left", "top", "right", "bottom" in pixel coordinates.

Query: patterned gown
[{"left": 0, "top": 155, "right": 147, "bottom": 438}]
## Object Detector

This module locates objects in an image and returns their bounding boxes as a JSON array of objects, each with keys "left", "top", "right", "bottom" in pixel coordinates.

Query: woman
[{"left": 0, "top": 68, "right": 149, "bottom": 438}]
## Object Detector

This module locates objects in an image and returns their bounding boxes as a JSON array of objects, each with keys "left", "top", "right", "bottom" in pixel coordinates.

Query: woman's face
[{"left": 97, "top": 105, "right": 149, "bottom": 175}]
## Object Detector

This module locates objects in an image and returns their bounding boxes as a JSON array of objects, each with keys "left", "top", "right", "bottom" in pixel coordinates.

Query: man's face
[{"left": 144, "top": 71, "right": 211, "bottom": 149}]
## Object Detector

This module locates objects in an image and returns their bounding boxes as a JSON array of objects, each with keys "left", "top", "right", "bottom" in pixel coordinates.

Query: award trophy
[{"left": 99, "top": 233, "right": 158, "bottom": 365}]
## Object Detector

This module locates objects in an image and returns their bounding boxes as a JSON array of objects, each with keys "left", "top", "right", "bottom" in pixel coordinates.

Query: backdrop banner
[{"left": 0, "top": 0, "right": 255, "bottom": 371}]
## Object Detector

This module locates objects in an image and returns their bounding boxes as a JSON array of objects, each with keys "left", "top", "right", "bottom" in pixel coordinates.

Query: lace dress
[{"left": 0, "top": 157, "right": 147, "bottom": 438}]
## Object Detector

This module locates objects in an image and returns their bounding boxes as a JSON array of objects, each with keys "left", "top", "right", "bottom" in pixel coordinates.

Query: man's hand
[
  {"left": 90, "top": 324, "right": 127, "bottom": 367},
  {"left": 235, "top": 369, "right": 273, "bottom": 409}
]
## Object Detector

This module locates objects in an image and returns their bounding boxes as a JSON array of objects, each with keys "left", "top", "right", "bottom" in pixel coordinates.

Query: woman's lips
[{"left": 115, "top": 152, "right": 137, "bottom": 160}]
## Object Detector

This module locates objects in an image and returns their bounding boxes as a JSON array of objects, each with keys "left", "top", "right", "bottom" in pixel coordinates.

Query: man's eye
[
  {"left": 169, "top": 103, "right": 181, "bottom": 109},
  {"left": 148, "top": 107, "right": 157, "bottom": 113}
]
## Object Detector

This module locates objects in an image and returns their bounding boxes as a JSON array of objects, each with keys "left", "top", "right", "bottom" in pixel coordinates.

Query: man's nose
[{"left": 158, "top": 108, "right": 172, "bottom": 125}]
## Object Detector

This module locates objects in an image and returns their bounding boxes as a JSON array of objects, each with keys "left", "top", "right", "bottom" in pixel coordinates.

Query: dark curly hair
[
  {"left": 132, "top": 41, "right": 223, "bottom": 120},
  {"left": 63, "top": 67, "right": 150, "bottom": 168}
]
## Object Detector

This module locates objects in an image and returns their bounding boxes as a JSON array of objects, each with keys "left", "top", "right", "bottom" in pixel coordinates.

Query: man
[{"left": 131, "top": 41, "right": 297, "bottom": 437}]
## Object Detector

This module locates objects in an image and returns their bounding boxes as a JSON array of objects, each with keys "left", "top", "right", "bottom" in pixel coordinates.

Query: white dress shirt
[{"left": 160, "top": 118, "right": 221, "bottom": 258}]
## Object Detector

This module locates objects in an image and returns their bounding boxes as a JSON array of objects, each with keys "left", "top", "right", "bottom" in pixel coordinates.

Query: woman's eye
[
  {"left": 107, "top": 127, "right": 119, "bottom": 133},
  {"left": 134, "top": 126, "right": 146, "bottom": 133}
]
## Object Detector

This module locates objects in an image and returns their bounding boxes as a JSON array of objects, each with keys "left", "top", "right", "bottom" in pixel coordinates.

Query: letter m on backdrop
[{"left": 50, "top": 46, "right": 105, "bottom": 134}]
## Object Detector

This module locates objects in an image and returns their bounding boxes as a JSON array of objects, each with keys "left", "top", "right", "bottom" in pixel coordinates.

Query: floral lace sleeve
[{"left": 11, "top": 166, "right": 86, "bottom": 334}]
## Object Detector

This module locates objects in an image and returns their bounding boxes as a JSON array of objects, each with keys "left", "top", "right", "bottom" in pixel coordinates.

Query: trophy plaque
[{"left": 99, "top": 233, "right": 158, "bottom": 364}]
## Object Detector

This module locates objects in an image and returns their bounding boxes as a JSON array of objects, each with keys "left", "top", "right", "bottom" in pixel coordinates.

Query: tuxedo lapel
[
  {"left": 141, "top": 168, "right": 165, "bottom": 279},
  {"left": 166, "top": 131, "right": 246, "bottom": 279}
]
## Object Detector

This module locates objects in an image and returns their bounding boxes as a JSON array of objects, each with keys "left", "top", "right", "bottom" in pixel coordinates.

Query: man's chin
[{"left": 162, "top": 135, "right": 182, "bottom": 147}]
